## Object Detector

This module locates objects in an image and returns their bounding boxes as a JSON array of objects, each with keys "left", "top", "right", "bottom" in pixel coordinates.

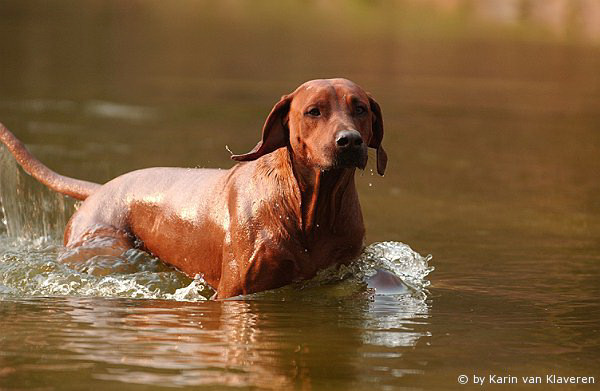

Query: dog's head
[{"left": 231, "top": 78, "right": 387, "bottom": 175}]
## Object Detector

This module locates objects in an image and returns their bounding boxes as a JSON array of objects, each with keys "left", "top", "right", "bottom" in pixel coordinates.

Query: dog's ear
[
  {"left": 231, "top": 94, "right": 292, "bottom": 161},
  {"left": 367, "top": 94, "right": 387, "bottom": 176}
]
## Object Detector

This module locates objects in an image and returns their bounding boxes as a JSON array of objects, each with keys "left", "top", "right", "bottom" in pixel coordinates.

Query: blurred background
[{"left": 1, "top": 1, "right": 600, "bottom": 389}]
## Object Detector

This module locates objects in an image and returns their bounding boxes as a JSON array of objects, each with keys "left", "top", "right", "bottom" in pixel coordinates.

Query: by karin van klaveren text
[{"left": 457, "top": 374, "right": 595, "bottom": 385}]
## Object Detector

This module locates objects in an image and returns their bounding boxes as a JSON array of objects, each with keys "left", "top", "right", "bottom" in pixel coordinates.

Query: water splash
[
  {"left": 0, "top": 145, "right": 77, "bottom": 241},
  {"left": 0, "top": 237, "right": 432, "bottom": 302},
  {"left": 361, "top": 241, "right": 434, "bottom": 292},
  {"left": 0, "top": 237, "right": 213, "bottom": 301}
]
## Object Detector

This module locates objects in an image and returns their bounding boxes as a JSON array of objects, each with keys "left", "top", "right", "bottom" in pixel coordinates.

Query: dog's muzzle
[{"left": 334, "top": 130, "right": 368, "bottom": 169}]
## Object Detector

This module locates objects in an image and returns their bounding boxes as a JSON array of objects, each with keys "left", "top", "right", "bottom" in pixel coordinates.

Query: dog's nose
[{"left": 336, "top": 130, "right": 363, "bottom": 149}]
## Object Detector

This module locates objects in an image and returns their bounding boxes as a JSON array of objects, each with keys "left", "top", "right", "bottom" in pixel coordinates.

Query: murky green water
[{"left": 1, "top": 1, "right": 599, "bottom": 390}]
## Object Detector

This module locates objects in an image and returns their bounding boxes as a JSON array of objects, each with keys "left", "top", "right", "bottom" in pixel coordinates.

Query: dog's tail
[{"left": 0, "top": 123, "right": 101, "bottom": 201}]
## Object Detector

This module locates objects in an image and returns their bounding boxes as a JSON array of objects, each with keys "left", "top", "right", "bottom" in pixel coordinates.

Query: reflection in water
[{"left": 0, "top": 296, "right": 430, "bottom": 389}]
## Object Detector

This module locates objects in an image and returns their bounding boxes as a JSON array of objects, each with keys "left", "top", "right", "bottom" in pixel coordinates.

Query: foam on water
[
  {"left": 0, "top": 145, "right": 433, "bottom": 302},
  {"left": 0, "top": 237, "right": 211, "bottom": 300}
]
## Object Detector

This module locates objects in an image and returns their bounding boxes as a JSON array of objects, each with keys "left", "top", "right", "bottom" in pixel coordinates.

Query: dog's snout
[{"left": 336, "top": 130, "right": 363, "bottom": 149}]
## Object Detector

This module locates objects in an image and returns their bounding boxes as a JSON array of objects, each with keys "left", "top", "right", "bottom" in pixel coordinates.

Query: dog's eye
[
  {"left": 306, "top": 108, "right": 321, "bottom": 117},
  {"left": 355, "top": 106, "right": 367, "bottom": 115}
]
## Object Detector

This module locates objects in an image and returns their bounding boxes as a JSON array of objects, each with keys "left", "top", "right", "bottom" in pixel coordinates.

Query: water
[{"left": 1, "top": 1, "right": 600, "bottom": 390}]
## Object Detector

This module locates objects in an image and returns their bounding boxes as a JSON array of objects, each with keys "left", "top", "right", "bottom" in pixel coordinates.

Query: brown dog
[{"left": 0, "top": 78, "right": 387, "bottom": 298}]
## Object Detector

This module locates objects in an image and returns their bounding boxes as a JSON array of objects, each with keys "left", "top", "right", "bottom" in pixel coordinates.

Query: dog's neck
[
  {"left": 270, "top": 148, "right": 356, "bottom": 236},
  {"left": 293, "top": 163, "right": 354, "bottom": 234}
]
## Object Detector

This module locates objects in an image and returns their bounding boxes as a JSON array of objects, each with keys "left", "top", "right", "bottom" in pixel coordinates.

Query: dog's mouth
[{"left": 333, "top": 148, "right": 368, "bottom": 170}]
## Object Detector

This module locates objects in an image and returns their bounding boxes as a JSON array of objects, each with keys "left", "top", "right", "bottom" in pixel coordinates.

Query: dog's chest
[{"left": 285, "top": 226, "right": 365, "bottom": 278}]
